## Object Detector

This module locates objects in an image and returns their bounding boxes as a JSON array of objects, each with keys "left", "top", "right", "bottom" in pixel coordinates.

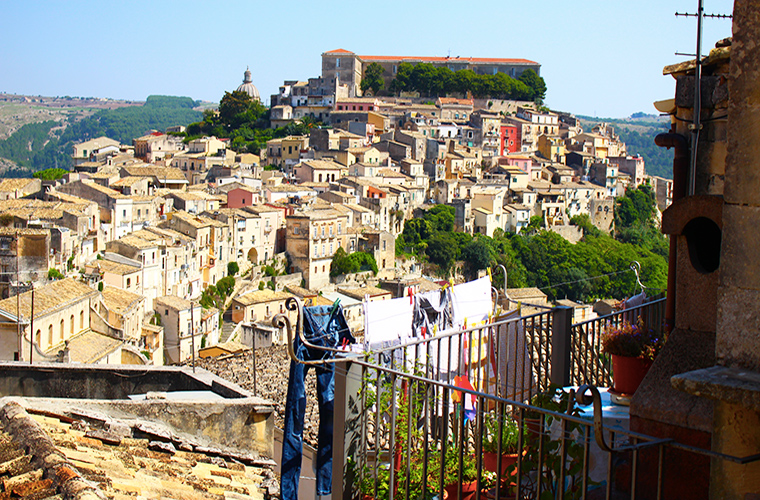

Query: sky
[{"left": 0, "top": 0, "right": 735, "bottom": 118}]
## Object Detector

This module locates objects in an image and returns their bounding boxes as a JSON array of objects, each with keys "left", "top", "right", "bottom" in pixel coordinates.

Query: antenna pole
[
  {"left": 689, "top": 0, "right": 704, "bottom": 196},
  {"left": 16, "top": 230, "right": 21, "bottom": 361}
]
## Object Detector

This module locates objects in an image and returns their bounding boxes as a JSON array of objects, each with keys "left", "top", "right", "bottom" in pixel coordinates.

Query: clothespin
[{"left": 330, "top": 298, "right": 341, "bottom": 317}]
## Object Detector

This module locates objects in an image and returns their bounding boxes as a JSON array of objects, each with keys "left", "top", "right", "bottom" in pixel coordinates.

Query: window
[
  {"left": 336, "top": 58, "right": 341, "bottom": 68},
  {"left": 383, "top": 240, "right": 387, "bottom": 251},
  {"left": 80, "top": 310, "right": 84, "bottom": 329},
  {"left": 59, "top": 319, "right": 64, "bottom": 342},
  {"left": 70, "top": 315, "right": 75, "bottom": 334},
  {"left": 137, "top": 209, "right": 141, "bottom": 218},
  {"left": 329, "top": 242, "right": 333, "bottom": 254},
  {"left": 165, "top": 309, "right": 169, "bottom": 315},
  {"left": 338, "top": 222, "right": 342, "bottom": 234},
  {"left": 321, "top": 226, "right": 325, "bottom": 237},
  {"left": 322, "top": 244, "right": 325, "bottom": 255},
  {"left": 48, "top": 325, "right": 53, "bottom": 347},
  {"left": 127, "top": 278, "right": 131, "bottom": 288},
  {"left": 35, "top": 330, "right": 40, "bottom": 346},
  {"left": 123, "top": 210, "right": 127, "bottom": 218}
]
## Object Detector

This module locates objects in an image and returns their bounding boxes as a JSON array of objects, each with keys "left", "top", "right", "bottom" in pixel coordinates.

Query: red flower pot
[
  {"left": 611, "top": 354, "right": 653, "bottom": 395},
  {"left": 445, "top": 481, "right": 478, "bottom": 500},
  {"left": 483, "top": 451, "right": 518, "bottom": 475}
]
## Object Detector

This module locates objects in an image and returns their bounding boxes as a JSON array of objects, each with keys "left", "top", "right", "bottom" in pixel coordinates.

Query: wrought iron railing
[
  {"left": 273, "top": 296, "right": 759, "bottom": 500},
  {"left": 569, "top": 297, "right": 666, "bottom": 388}
]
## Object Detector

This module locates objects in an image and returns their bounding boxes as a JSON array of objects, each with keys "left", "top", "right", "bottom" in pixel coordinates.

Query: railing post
[
  {"left": 332, "top": 360, "right": 363, "bottom": 500},
  {"left": 551, "top": 306, "right": 573, "bottom": 387},
  {"left": 332, "top": 360, "right": 349, "bottom": 500}
]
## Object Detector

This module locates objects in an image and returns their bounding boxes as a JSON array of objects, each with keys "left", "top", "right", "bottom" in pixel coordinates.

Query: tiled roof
[
  {"left": 156, "top": 295, "right": 194, "bottom": 311},
  {"left": 0, "top": 178, "right": 38, "bottom": 192},
  {"left": 338, "top": 287, "right": 391, "bottom": 300},
  {"left": 110, "top": 176, "right": 144, "bottom": 187},
  {"left": 0, "top": 402, "right": 272, "bottom": 500},
  {"left": 324, "top": 48, "right": 355, "bottom": 54},
  {"left": 360, "top": 54, "right": 539, "bottom": 65},
  {"left": 122, "top": 166, "right": 188, "bottom": 182},
  {"left": 101, "top": 286, "right": 144, "bottom": 315},
  {"left": 91, "top": 259, "right": 141, "bottom": 276},
  {"left": 234, "top": 290, "right": 293, "bottom": 307},
  {"left": 0, "top": 278, "right": 97, "bottom": 321},
  {"left": 64, "top": 330, "right": 123, "bottom": 363}
]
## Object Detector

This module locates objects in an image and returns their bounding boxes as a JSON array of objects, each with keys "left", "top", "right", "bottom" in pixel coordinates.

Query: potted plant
[
  {"left": 511, "top": 385, "right": 595, "bottom": 500},
  {"left": 482, "top": 411, "right": 523, "bottom": 476},
  {"left": 601, "top": 318, "right": 665, "bottom": 395},
  {"left": 429, "top": 445, "right": 479, "bottom": 500}
]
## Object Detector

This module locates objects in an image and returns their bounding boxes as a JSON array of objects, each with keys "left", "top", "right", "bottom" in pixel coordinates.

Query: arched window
[
  {"left": 59, "top": 319, "right": 64, "bottom": 342},
  {"left": 48, "top": 325, "right": 53, "bottom": 347},
  {"left": 35, "top": 330, "right": 41, "bottom": 346},
  {"left": 80, "top": 310, "right": 84, "bottom": 330},
  {"left": 70, "top": 315, "right": 74, "bottom": 335}
]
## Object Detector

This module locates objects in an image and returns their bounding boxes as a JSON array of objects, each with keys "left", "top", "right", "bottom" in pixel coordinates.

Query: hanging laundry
[
  {"left": 452, "top": 375, "right": 477, "bottom": 421},
  {"left": 624, "top": 291, "right": 647, "bottom": 309},
  {"left": 412, "top": 288, "right": 454, "bottom": 339},
  {"left": 281, "top": 304, "right": 354, "bottom": 500},
  {"left": 363, "top": 296, "right": 413, "bottom": 348},
  {"left": 488, "top": 308, "right": 536, "bottom": 402},
  {"left": 451, "top": 276, "right": 493, "bottom": 330}
]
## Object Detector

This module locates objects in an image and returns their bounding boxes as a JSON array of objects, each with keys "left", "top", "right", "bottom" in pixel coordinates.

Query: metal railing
[
  {"left": 568, "top": 297, "right": 666, "bottom": 388},
  {"left": 274, "top": 296, "right": 760, "bottom": 500}
]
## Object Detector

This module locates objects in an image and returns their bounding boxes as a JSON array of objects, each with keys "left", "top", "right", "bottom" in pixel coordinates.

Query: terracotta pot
[
  {"left": 611, "top": 354, "right": 653, "bottom": 395},
  {"left": 483, "top": 451, "right": 519, "bottom": 476},
  {"left": 445, "top": 481, "right": 477, "bottom": 500}
]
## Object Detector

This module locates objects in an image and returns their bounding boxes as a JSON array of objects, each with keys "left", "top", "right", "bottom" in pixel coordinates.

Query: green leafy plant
[
  {"left": 228, "top": 261, "right": 239, "bottom": 276},
  {"left": 513, "top": 385, "right": 597, "bottom": 500},
  {"left": 48, "top": 268, "right": 64, "bottom": 280},
  {"left": 483, "top": 412, "right": 523, "bottom": 454}
]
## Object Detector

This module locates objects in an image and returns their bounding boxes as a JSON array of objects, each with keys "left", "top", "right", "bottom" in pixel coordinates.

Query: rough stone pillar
[{"left": 711, "top": 0, "right": 760, "bottom": 496}]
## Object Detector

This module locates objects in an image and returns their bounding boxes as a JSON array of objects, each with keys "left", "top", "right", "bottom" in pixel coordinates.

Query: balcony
[{"left": 275, "top": 296, "right": 759, "bottom": 499}]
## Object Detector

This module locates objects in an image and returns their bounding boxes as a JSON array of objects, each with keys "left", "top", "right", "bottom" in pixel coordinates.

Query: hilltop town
[{"left": 0, "top": 49, "right": 672, "bottom": 366}]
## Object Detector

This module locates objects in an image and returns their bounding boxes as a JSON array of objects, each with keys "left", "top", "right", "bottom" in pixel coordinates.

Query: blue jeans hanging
[{"left": 280, "top": 305, "right": 354, "bottom": 500}]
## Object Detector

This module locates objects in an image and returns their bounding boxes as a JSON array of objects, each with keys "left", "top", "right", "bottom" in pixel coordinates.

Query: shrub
[
  {"left": 48, "top": 268, "right": 64, "bottom": 280},
  {"left": 228, "top": 262, "right": 239, "bottom": 276}
]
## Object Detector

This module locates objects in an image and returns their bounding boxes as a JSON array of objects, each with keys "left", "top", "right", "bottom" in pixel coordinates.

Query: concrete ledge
[
  {"left": 672, "top": 365, "right": 760, "bottom": 412},
  {"left": 662, "top": 195, "right": 723, "bottom": 235}
]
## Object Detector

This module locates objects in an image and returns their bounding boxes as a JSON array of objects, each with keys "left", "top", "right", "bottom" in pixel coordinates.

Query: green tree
[
  {"left": 48, "top": 268, "right": 64, "bottom": 280},
  {"left": 389, "top": 62, "right": 414, "bottom": 94},
  {"left": 519, "top": 69, "right": 547, "bottom": 102},
  {"left": 426, "top": 233, "right": 459, "bottom": 271},
  {"left": 227, "top": 261, "right": 239, "bottom": 276},
  {"left": 360, "top": 62, "right": 385, "bottom": 95},
  {"left": 33, "top": 168, "right": 69, "bottom": 181},
  {"left": 460, "top": 237, "right": 496, "bottom": 280}
]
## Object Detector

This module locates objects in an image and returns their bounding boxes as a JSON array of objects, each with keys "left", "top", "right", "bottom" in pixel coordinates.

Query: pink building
[{"left": 227, "top": 187, "right": 258, "bottom": 208}]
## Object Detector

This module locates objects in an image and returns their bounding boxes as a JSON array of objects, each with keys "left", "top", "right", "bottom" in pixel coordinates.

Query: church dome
[{"left": 236, "top": 67, "right": 260, "bottom": 101}]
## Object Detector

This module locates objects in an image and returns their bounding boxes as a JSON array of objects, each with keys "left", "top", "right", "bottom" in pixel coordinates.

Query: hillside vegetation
[
  {"left": 397, "top": 185, "right": 667, "bottom": 302},
  {"left": 0, "top": 96, "right": 202, "bottom": 176},
  {"left": 579, "top": 114, "right": 673, "bottom": 179}
]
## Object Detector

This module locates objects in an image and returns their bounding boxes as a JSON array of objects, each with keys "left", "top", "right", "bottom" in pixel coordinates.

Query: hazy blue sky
[{"left": 0, "top": 0, "right": 734, "bottom": 118}]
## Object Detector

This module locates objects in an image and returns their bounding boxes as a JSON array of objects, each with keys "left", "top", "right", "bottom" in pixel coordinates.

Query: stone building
[{"left": 0, "top": 228, "right": 50, "bottom": 299}]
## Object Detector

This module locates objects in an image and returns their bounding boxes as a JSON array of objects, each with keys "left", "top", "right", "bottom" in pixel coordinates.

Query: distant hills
[
  {"left": 578, "top": 113, "right": 673, "bottom": 179},
  {"left": 0, "top": 95, "right": 204, "bottom": 176},
  {"left": 0, "top": 95, "right": 674, "bottom": 180}
]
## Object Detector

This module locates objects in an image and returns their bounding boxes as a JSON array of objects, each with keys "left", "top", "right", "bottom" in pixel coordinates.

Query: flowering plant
[{"left": 601, "top": 318, "right": 665, "bottom": 361}]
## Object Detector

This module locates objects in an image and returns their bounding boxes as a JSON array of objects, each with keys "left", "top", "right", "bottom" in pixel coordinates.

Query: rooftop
[
  {"left": 0, "top": 278, "right": 98, "bottom": 321},
  {"left": 233, "top": 290, "right": 293, "bottom": 307}
]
